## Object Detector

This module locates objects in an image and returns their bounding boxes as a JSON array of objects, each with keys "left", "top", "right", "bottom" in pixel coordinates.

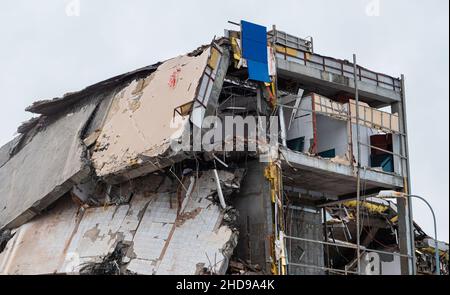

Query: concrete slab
[
  {"left": 0, "top": 170, "right": 242, "bottom": 275},
  {"left": 91, "top": 46, "right": 229, "bottom": 184},
  {"left": 280, "top": 148, "right": 404, "bottom": 197},
  {"left": 277, "top": 58, "right": 401, "bottom": 107},
  {"left": 0, "top": 198, "right": 80, "bottom": 275},
  {"left": 0, "top": 101, "right": 99, "bottom": 230}
]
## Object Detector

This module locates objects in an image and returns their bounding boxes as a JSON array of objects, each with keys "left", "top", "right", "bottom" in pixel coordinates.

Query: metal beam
[{"left": 392, "top": 75, "right": 415, "bottom": 275}]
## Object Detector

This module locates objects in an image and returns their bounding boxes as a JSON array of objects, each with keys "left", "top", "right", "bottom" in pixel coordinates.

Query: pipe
[
  {"left": 213, "top": 154, "right": 229, "bottom": 168},
  {"left": 213, "top": 169, "right": 227, "bottom": 209},
  {"left": 180, "top": 176, "right": 196, "bottom": 213}
]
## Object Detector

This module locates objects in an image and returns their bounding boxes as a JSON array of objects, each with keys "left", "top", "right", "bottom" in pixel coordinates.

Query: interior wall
[
  {"left": 285, "top": 94, "right": 400, "bottom": 175},
  {"left": 316, "top": 115, "right": 348, "bottom": 157},
  {"left": 287, "top": 95, "right": 313, "bottom": 152}
]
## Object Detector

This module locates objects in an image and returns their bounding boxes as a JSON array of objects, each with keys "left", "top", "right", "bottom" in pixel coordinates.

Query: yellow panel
[
  {"left": 276, "top": 45, "right": 286, "bottom": 54},
  {"left": 178, "top": 101, "right": 194, "bottom": 116},
  {"left": 344, "top": 201, "right": 389, "bottom": 214},
  {"left": 391, "top": 115, "right": 400, "bottom": 132},
  {"left": 275, "top": 45, "right": 298, "bottom": 57},
  {"left": 231, "top": 37, "right": 242, "bottom": 62},
  {"left": 286, "top": 47, "right": 299, "bottom": 57},
  {"left": 208, "top": 47, "right": 220, "bottom": 70}
]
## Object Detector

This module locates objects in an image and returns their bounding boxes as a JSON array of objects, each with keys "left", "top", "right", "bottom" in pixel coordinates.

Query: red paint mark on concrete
[{"left": 168, "top": 68, "right": 181, "bottom": 89}]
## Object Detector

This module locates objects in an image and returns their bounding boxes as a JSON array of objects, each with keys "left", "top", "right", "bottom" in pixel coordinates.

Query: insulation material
[
  {"left": 309, "top": 95, "right": 400, "bottom": 134},
  {"left": 268, "top": 47, "right": 277, "bottom": 77},
  {"left": 91, "top": 48, "right": 213, "bottom": 182},
  {"left": 349, "top": 100, "right": 399, "bottom": 133},
  {"left": 311, "top": 95, "right": 399, "bottom": 133},
  {"left": 313, "top": 94, "right": 349, "bottom": 120},
  {"left": 230, "top": 37, "right": 244, "bottom": 68},
  {"left": 0, "top": 171, "right": 242, "bottom": 275}
]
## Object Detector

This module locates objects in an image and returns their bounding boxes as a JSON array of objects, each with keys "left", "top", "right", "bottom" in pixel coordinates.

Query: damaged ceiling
[{"left": 0, "top": 170, "right": 243, "bottom": 275}]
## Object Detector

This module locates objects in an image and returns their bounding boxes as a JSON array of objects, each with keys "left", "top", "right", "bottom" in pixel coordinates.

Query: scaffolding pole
[
  {"left": 353, "top": 54, "right": 362, "bottom": 275},
  {"left": 283, "top": 233, "right": 414, "bottom": 275}
]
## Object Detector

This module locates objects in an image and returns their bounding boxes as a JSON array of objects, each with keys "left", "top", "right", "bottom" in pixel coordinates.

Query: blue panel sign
[{"left": 241, "top": 20, "right": 271, "bottom": 83}]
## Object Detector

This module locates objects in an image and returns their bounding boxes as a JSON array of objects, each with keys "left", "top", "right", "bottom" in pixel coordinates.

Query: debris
[
  {"left": 0, "top": 230, "right": 13, "bottom": 253},
  {"left": 0, "top": 170, "right": 244, "bottom": 275},
  {"left": 79, "top": 242, "right": 133, "bottom": 275},
  {"left": 213, "top": 154, "right": 229, "bottom": 168},
  {"left": 228, "top": 258, "right": 263, "bottom": 275}
]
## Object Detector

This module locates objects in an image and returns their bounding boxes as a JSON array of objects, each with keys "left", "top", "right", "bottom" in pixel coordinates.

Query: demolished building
[{"left": 0, "top": 21, "right": 447, "bottom": 275}]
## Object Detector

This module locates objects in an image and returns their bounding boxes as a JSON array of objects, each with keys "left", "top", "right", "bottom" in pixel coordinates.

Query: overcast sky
[{"left": 0, "top": 0, "right": 448, "bottom": 242}]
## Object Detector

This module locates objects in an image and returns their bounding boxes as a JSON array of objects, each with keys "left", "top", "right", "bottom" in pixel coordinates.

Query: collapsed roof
[
  {"left": 0, "top": 42, "right": 239, "bottom": 275},
  {"left": 0, "top": 42, "right": 228, "bottom": 231}
]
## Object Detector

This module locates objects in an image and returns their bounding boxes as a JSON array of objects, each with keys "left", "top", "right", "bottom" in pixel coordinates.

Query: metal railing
[{"left": 275, "top": 47, "right": 402, "bottom": 93}]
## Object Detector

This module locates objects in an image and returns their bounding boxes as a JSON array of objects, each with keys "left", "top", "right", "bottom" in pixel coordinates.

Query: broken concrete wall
[
  {"left": 0, "top": 135, "right": 22, "bottom": 168},
  {"left": 0, "top": 170, "right": 242, "bottom": 275},
  {"left": 91, "top": 46, "right": 228, "bottom": 184},
  {"left": 0, "top": 197, "right": 81, "bottom": 274},
  {"left": 0, "top": 100, "right": 99, "bottom": 230},
  {"left": 0, "top": 61, "right": 163, "bottom": 230}
]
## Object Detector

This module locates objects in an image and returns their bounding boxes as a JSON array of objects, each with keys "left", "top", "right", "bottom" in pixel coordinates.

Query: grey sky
[{"left": 0, "top": 0, "right": 448, "bottom": 241}]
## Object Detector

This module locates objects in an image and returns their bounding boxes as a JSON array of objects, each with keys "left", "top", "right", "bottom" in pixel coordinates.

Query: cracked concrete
[
  {"left": 91, "top": 48, "right": 214, "bottom": 183},
  {"left": 0, "top": 170, "right": 243, "bottom": 275},
  {"left": 0, "top": 101, "right": 99, "bottom": 231}
]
